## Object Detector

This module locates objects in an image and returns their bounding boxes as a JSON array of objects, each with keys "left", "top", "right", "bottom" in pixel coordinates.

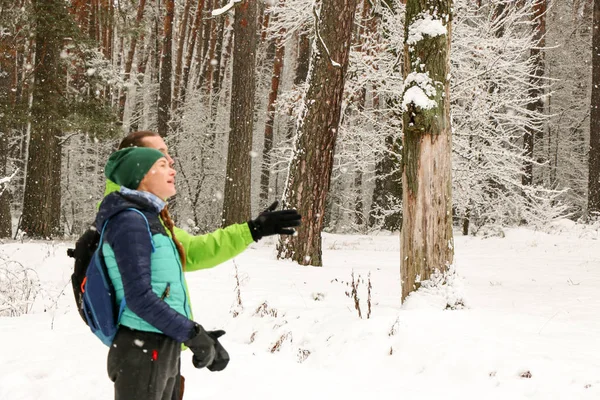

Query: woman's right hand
[{"left": 184, "top": 324, "right": 216, "bottom": 369}]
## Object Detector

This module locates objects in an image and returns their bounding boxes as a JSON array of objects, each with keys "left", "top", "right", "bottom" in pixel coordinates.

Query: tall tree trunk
[
  {"left": 369, "top": 1, "right": 402, "bottom": 232},
  {"left": 277, "top": 0, "right": 359, "bottom": 266},
  {"left": 180, "top": 0, "right": 206, "bottom": 106},
  {"left": 118, "top": 0, "right": 147, "bottom": 124},
  {"left": 201, "top": 1, "right": 220, "bottom": 92},
  {"left": 523, "top": 0, "right": 546, "bottom": 186},
  {"left": 400, "top": 0, "right": 454, "bottom": 302},
  {"left": 158, "top": 0, "right": 175, "bottom": 137},
  {"left": 0, "top": 18, "right": 14, "bottom": 238},
  {"left": 172, "top": 0, "right": 193, "bottom": 112},
  {"left": 211, "top": 10, "right": 227, "bottom": 97},
  {"left": 589, "top": 0, "right": 600, "bottom": 214},
  {"left": 21, "top": 0, "right": 68, "bottom": 238},
  {"left": 369, "top": 135, "right": 403, "bottom": 230},
  {"left": 221, "top": 0, "right": 258, "bottom": 226},
  {"left": 260, "top": 4, "right": 285, "bottom": 207},
  {"left": 294, "top": 27, "right": 311, "bottom": 86}
]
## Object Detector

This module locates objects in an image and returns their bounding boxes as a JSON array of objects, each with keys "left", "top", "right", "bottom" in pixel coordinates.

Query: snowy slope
[{"left": 1, "top": 225, "right": 599, "bottom": 400}]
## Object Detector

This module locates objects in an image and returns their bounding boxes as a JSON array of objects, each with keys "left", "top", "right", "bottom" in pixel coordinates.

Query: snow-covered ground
[{"left": 1, "top": 223, "right": 600, "bottom": 399}]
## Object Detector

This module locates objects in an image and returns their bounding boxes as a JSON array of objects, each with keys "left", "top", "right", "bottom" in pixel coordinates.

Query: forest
[{"left": 0, "top": 0, "right": 596, "bottom": 270}]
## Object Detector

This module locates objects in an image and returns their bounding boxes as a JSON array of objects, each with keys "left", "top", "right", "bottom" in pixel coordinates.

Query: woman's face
[{"left": 138, "top": 157, "right": 176, "bottom": 199}]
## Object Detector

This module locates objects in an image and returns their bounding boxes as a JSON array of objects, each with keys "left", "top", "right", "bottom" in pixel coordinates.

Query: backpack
[{"left": 67, "top": 208, "right": 153, "bottom": 346}]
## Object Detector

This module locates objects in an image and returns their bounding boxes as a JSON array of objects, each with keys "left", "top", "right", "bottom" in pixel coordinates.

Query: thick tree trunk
[
  {"left": 589, "top": 0, "right": 600, "bottom": 214},
  {"left": 21, "top": 0, "right": 67, "bottom": 238},
  {"left": 158, "top": 0, "right": 175, "bottom": 137},
  {"left": 277, "top": 0, "right": 359, "bottom": 266},
  {"left": 400, "top": 0, "right": 454, "bottom": 301},
  {"left": 523, "top": 0, "right": 546, "bottom": 186},
  {"left": 222, "top": 0, "right": 258, "bottom": 226}
]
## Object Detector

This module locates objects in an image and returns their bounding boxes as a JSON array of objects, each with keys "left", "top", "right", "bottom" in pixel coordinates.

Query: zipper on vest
[{"left": 160, "top": 283, "right": 171, "bottom": 300}]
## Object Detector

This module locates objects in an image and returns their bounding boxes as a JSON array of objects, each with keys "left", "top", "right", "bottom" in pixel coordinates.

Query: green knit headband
[{"left": 104, "top": 147, "right": 166, "bottom": 190}]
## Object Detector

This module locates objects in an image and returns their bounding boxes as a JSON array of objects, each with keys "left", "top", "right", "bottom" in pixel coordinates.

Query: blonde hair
[{"left": 160, "top": 206, "right": 186, "bottom": 270}]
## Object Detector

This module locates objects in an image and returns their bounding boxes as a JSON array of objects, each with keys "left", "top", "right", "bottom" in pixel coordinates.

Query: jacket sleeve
[
  {"left": 174, "top": 223, "right": 254, "bottom": 272},
  {"left": 106, "top": 211, "right": 196, "bottom": 343}
]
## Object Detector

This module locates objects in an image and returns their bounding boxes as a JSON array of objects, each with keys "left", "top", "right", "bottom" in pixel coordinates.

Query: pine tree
[
  {"left": 21, "top": 0, "right": 72, "bottom": 238},
  {"left": 277, "top": 0, "right": 359, "bottom": 266},
  {"left": 222, "top": 0, "right": 259, "bottom": 226}
]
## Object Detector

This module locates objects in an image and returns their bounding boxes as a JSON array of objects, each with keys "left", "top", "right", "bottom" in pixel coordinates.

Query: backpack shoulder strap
[
  {"left": 97, "top": 208, "right": 156, "bottom": 324},
  {"left": 99, "top": 208, "right": 156, "bottom": 253},
  {"left": 124, "top": 208, "right": 156, "bottom": 253}
]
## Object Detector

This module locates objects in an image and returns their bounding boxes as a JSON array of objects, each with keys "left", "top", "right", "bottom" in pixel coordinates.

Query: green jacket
[{"left": 103, "top": 179, "right": 254, "bottom": 272}]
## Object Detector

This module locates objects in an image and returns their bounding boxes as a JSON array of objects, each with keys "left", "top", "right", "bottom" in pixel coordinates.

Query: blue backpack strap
[
  {"left": 125, "top": 208, "right": 156, "bottom": 253},
  {"left": 98, "top": 208, "right": 156, "bottom": 323}
]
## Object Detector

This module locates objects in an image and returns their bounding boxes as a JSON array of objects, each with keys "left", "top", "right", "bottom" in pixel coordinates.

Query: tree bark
[
  {"left": 21, "top": 0, "right": 68, "bottom": 238},
  {"left": 400, "top": 0, "right": 454, "bottom": 301},
  {"left": 180, "top": 0, "right": 206, "bottom": 106},
  {"left": 523, "top": 0, "right": 546, "bottom": 186},
  {"left": 277, "top": 0, "right": 359, "bottom": 266},
  {"left": 172, "top": 0, "right": 193, "bottom": 112},
  {"left": 118, "top": 0, "right": 147, "bottom": 124},
  {"left": 260, "top": 4, "right": 285, "bottom": 207},
  {"left": 158, "top": 0, "right": 175, "bottom": 137},
  {"left": 222, "top": 0, "right": 258, "bottom": 226},
  {"left": 0, "top": 15, "right": 15, "bottom": 238},
  {"left": 589, "top": 0, "right": 600, "bottom": 214}
]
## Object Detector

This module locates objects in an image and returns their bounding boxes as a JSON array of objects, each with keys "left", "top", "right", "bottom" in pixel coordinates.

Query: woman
[{"left": 97, "top": 147, "right": 230, "bottom": 400}]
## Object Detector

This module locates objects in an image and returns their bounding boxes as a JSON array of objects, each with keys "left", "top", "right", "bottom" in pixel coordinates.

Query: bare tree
[
  {"left": 400, "top": 0, "right": 454, "bottom": 301},
  {"left": 277, "top": 0, "right": 359, "bottom": 266}
]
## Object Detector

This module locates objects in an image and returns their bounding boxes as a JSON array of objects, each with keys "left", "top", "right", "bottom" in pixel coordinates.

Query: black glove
[
  {"left": 206, "top": 330, "right": 230, "bottom": 372},
  {"left": 184, "top": 324, "right": 216, "bottom": 369},
  {"left": 247, "top": 201, "right": 302, "bottom": 241}
]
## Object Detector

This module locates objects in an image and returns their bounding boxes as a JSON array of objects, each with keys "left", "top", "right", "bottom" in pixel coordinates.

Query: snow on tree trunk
[
  {"left": 21, "top": 0, "right": 67, "bottom": 238},
  {"left": 277, "top": 0, "right": 359, "bottom": 266},
  {"left": 589, "top": 0, "right": 600, "bottom": 214},
  {"left": 222, "top": 0, "right": 258, "bottom": 226},
  {"left": 400, "top": 0, "right": 454, "bottom": 301}
]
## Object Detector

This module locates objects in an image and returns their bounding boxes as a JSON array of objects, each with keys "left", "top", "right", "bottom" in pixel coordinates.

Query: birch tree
[{"left": 400, "top": 0, "right": 453, "bottom": 301}]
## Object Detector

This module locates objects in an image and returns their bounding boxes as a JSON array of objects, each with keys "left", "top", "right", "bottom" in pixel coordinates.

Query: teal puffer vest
[{"left": 103, "top": 233, "right": 191, "bottom": 334}]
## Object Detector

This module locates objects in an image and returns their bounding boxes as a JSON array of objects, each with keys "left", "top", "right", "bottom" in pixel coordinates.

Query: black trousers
[{"left": 108, "top": 326, "right": 182, "bottom": 400}]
